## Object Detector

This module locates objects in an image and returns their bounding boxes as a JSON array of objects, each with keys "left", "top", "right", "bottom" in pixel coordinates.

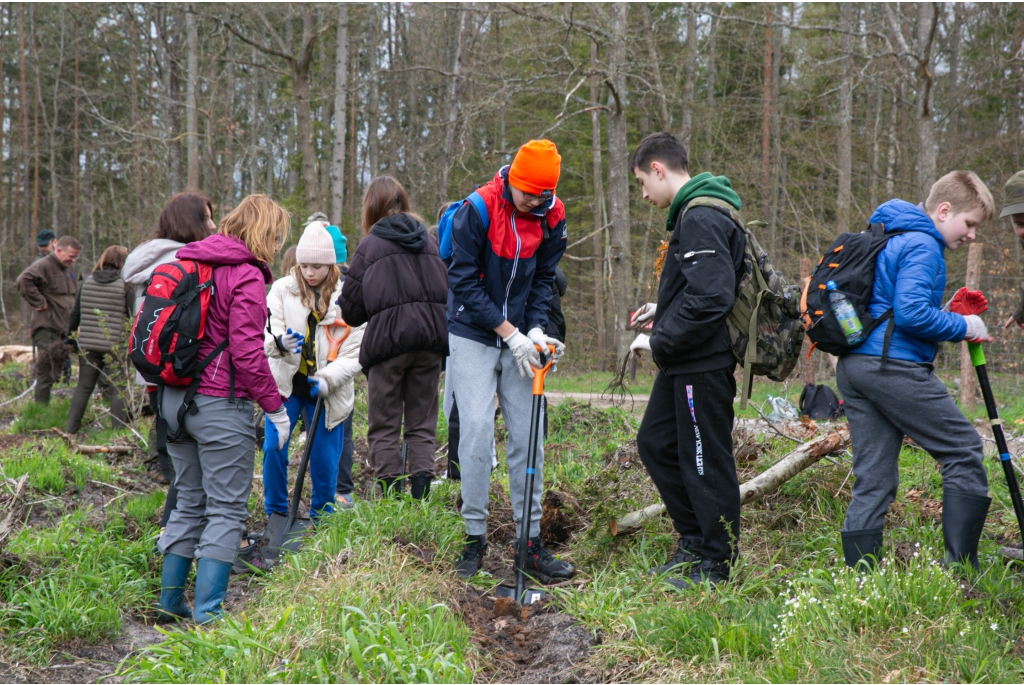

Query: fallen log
[
  {"left": 609, "top": 424, "right": 850, "bottom": 536},
  {"left": 43, "top": 427, "right": 136, "bottom": 455}
]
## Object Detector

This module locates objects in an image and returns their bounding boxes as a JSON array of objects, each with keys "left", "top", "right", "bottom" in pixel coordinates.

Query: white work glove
[
  {"left": 308, "top": 375, "right": 329, "bottom": 399},
  {"left": 527, "top": 327, "right": 566, "bottom": 360},
  {"left": 629, "top": 334, "right": 652, "bottom": 355},
  {"left": 502, "top": 328, "right": 541, "bottom": 378},
  {"left": 266, "top": 407, "right": 291, "bottom": 450},
  {"left": 963, "top": 314, "right": 992, "bottom": 342},
  {"left": 277, "top": 327, "right": 304, "bottom": 355},
  {"left": 631, "top": 302, "right": 657, "bottom": 327}
]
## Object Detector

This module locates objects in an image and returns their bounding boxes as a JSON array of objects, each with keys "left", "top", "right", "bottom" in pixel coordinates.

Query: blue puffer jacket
[{"left": 850, "top": 199, "right": 967, "bottom": 363}]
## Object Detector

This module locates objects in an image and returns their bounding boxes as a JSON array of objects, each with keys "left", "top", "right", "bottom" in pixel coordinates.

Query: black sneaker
[
  {"left": 664, "top": 558, "right": 730, "bottom": 590},
  {"left": 516, "top": 536, "right": 575, "bottom": 584},
  {"left": 454, "top": 535, "right": 487, "bottom": 580},
  {"left": 649, "top": 540, "right": 703, "bottom": 576},
  {"left": 232, "top": 533, "right": 270, "bottom": 575}
]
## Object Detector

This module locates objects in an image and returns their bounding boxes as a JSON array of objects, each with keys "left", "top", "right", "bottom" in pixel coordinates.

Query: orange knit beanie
[{"left": 508, "top": 139, "right": 561, "bottom": 196}]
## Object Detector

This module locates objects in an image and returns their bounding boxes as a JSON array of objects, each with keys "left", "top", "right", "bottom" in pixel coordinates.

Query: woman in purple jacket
[{"left": 156, "top": 194, "right": 291, "bottom": 624}]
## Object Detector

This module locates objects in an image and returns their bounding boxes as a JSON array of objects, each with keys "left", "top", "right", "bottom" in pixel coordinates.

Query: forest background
[{"left": 1, "top": 1, "right": 1023, "bottom": 380}]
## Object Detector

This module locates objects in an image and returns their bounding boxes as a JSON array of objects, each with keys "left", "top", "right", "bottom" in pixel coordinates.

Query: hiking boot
[
  {"left": 232, "top": 533, "right": 269, "bottom": 575},
  {"left": 664, "top": 558, "right": 730, "bottom": 590},
  {"left": 454, "top": 535, "right": 487, "bottom": 580},
  {"left": 649, "top": 539, "right": 703, "bottom": 576},
  {"left": 516, "top": 536, "right": 575, "bottom": 584},
  {"left": 410, "top": 473, "right": 432, "bottom": 500},
  {"left": 942, "top": 488, "right": 991, "bottom": 570},
  {"left": 334, "top": 493, "right": 354, "bottom": 511}
]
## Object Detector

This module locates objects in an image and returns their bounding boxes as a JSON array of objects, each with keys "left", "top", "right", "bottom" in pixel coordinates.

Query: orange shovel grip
[
  {"left": 324, "top": 320, "right": 351, "bottom": 362},
  {"left": 531, "top": 344, "right": 555, "bottom": 396}
]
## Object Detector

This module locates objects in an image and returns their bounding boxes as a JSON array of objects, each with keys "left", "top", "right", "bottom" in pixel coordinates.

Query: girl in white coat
[{"left": 263, "top": 223, "right": 364, "bottom": 521}]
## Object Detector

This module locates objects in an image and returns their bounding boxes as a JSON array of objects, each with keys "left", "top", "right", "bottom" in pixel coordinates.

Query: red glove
[{"left": 946, "top": 287, "right": 988, "bottom": 316}]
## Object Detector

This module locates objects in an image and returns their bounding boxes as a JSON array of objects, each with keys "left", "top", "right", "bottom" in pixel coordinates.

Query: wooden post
[
  {"left": 959, "top": 243, "right": 983, "bottom": 411},
  {"left": 799, "top": 258, "right": 815, "bottom": 385}
]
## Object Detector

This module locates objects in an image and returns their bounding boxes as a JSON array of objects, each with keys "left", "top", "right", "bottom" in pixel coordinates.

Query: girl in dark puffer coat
[{"left": 339, "top": 176, "right": 449, "bottom": 499}]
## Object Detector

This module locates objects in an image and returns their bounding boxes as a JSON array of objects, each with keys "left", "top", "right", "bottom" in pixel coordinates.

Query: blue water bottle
[{"left": 826, "top": 280, "right": 864, "bottom": 345}]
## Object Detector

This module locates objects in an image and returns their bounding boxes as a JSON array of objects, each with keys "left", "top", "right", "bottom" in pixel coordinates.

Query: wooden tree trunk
[
  {"left": 606, "top": 2, "right": 633, "bottom": 360},
  {"left": 589, "top": 40, "right": 606, "bottom": 355},
  {"left": 439, "top": 4, "right": 466, "bottom": 207},
  {"left": 836, "top": 3, "right": 853, "bottom": 233},
  {"left": 295, "top": 9, "right": 321, "bottom": 213},
  {"left": 760, "top": 5, "right": 773, "bottom": 219},
  {"left": 959, "top": 243, "right": 982, "bottom": 411},
  {"left": 704, "top": 12, "right": 718, "bottom": 169},
  {"left": 639, "top": 3, "right": 669, "bottom": 130},
  {"left": 679, "top": 9, "right": 696, "bottom": 146},
  {"left": 185, "top": 4, "right": 199, "bottom": 190},
  {"left": 915, "top": 1, "right": 937, "bottom": 199},
  {"left": 330, "top": 4, "right": 349, "bottom": 226}
]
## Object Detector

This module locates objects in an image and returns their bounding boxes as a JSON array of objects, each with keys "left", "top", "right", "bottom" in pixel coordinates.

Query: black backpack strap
[
  {"left": 878, "top": 309, "right": 896, "bottom": 366},
  {"left": 869, "top": 222, "right": 885, "bottom": 237}
]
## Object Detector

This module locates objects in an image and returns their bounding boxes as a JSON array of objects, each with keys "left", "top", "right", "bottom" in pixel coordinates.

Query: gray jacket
[{"left": 69, "top": 268, "right": 135, "bottom": 354}]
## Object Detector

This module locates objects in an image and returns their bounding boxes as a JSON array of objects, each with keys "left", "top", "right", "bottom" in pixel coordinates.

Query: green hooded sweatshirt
[{"left": 665, "top": 172, "right": 742, "bottom": 231}]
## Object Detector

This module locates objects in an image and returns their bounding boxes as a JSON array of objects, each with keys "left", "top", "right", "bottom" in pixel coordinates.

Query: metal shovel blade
[
  {"left": 264, "top": 511, "right": 311, "bottom": 562},
  {"left": 493, "top": 584, "right": 546, "bottom": 605}
]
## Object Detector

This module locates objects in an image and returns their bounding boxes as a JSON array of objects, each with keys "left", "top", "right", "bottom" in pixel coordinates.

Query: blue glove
[
  {"left": 308, "top": 376, "right": 328, "bottom": 399},
  {"left": 277, "top": 327, "right": 304, "bottom": 355}
]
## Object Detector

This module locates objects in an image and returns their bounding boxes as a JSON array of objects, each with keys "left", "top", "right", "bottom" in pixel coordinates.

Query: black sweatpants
[{"left": 637, "top": 367, "right": 740, "bottom": 562}]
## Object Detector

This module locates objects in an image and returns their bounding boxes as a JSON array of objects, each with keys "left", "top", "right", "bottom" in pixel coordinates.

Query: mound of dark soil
[{"left": 457, "top": 587, "right": 597, "bottom": 683}]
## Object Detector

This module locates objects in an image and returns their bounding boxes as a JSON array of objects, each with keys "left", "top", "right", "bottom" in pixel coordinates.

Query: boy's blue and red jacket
[
  {"left": 446, "top": 166, "right": 568, "bottom": 347},
  {"left": 850, "top": 199, "right": 967, "bottom": 363}
]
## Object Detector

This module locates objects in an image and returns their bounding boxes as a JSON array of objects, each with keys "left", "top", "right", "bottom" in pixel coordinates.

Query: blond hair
[
  {"left": 218, "top": 194, "right": 290, "bottom": 263},
  {"left": 291, "top": 264, "right": 341, "bottom": 320},
  {"left": 925, "top": 171, "right": 996, "bottom": 222}
]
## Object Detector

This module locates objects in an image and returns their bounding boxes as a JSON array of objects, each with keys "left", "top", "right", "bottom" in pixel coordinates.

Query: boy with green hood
[{"left": 628, "top": 132, "right": 744, "bottom": 589}]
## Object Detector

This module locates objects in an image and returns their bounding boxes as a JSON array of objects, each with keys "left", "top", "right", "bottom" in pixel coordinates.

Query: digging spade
[
  {"left": 967, "top": 341, "right": 1024, "bottom": 551},
  {"left": 494, "top": 344, "right": 555, "bottom": 606},
  {"left": 266, "top": 319, "right": 350, "bottom": 560}
]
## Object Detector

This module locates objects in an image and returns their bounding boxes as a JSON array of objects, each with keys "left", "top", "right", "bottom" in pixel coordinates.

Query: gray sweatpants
[
  {"left": 836, "top": 354, "right": 989, "bottom": 531},
  {"left": 444, "top": 334, "right": 543, "bottom": 538},
  {"left": 158, "top": 388, "right": 257, "bottom": 564}
]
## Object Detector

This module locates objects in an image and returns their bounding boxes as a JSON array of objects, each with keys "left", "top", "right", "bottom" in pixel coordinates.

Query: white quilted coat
[{"left": 264, "top": 275, "right": 364, "bottom": 430}]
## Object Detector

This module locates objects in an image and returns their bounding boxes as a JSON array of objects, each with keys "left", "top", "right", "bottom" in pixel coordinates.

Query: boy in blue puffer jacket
[{"left": 838, "top": 171, "right": 996, "bottom": 570}]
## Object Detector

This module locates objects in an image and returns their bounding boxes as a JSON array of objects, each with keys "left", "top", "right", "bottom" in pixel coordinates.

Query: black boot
[
  {"left": 665, "top": 557, "right": 730, "bottom": 590},
  {"left": 410, "top": 473, "right": 432, "bottom": 500},
  {"left": 454, "top": 534, "right": 487, "bottom": 579},
  {"left": 516, "top": 536, "right": 575, "bottom": 584},
  {"left": 378, "top": 478, "right": 402, "bottom": 497},
  {"left": 841, "top": 527, "right": 884, "bottom": 569},
  {"left": 649, "top": 538, "right": 703, "bottom": 576},
  {"left": 942, "top": 489, "right": 991, "bottom": 570}
]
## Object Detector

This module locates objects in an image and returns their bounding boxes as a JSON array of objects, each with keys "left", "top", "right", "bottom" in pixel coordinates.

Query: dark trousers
[
  {"left": 336, "top": 411, "right": 354, "bottom": 496},
  {"left": 148, "top": 390, "right": 178, "bottom": 528},
  {"left": 637, "top": 368, "right": 740, "bottom": 562},
  {"left": 447, "top": 398, "right": 461, "bottom": 479},
  {"left": 66, "top": 350, "right": 126, "bottom": 434},
  {"left": 366, "top": 351, "right": 443, "bottom": 480},
  {"left": 32, "top": 328, "right": 63, "bottom": 404}
]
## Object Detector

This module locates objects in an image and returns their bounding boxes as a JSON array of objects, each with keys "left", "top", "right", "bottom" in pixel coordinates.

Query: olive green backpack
[{"left": 678, "top": 197, "right": 804, "bottom": 407}]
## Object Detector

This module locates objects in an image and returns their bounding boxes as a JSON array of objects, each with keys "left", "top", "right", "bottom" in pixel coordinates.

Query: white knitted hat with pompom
[{"left": 295, "top": 221, "right": 335, "bottom": 265}]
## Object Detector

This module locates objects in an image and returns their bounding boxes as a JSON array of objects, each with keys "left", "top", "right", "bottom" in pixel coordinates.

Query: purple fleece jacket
[{"left": 176, "top": 234, "right": 283, "bottom": 414}]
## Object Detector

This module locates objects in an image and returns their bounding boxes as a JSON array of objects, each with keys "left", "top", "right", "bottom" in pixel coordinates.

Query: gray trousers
[
  {"left": 157, "top": 388, "right": 256, "bottom": 564},
  {"left": 836, "top": 354, "right": 989, "bottom": 531},
  {"left": 444, "top": 334, "right": 543, "bottom": 538}
]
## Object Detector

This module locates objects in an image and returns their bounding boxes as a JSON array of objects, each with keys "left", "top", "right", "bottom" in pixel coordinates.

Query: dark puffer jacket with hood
[{"left": 339, "top": 213, "right": 449, "bottom": 369}]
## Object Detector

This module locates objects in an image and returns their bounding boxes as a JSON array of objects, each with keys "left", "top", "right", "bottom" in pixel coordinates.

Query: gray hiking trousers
[
  {"left": 443, "top": 334, "right": 543, "bottom": 539},
  {"left": 157, "top": 388, "right": 257, "bottom": 564},
  {"left": 836, "top": 354, "right": 989, "bottom": 532}
]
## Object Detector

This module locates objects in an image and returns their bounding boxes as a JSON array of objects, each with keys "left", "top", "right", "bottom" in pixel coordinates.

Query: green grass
[
  {"left": 11, "top": 398, "right": 72, "bottom": 433},
  {"left": 0, "top": 438, "right": 114, "bottom": 493},
  {"left": 0, "top": 500, "right": 160, "bottom": 664}
]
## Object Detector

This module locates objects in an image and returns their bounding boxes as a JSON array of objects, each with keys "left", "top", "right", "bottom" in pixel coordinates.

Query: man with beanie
[
  {"left": 1000, "top": 171, "right": 1024, "bottom": 331},
  {"left": 444, "top": 139, "right": 573, "bottom": 583},
  {"left": 35, "top": 229, "right": 56, "bottom": 260}
]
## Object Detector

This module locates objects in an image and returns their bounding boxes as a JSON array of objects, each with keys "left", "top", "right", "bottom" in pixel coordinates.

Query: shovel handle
[
  {"left": 324, "top": 320, "right": 350, "bottom": 363},
  {"left": 968, "top": 341, "right": 986, "bottom": 368},
  {"left": 531, "top": 344, "right": 555, "bottom": 396}
]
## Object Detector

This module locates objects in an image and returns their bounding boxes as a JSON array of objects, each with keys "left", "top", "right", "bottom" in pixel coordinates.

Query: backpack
[
  {"left": 129, "top": 259, "right": 231, "bottom": 438},
  {"left": 800, "top": 223, "right": 907, "bottom": 357},
  {"left": 438, "top": 192, "right": 489, "bottom": 261},
  {"left": 799, "top": 382, "right": 844, "bottom": 420},
  {"left": 679, "top": 197, "right": 804, "bottom": 408}
]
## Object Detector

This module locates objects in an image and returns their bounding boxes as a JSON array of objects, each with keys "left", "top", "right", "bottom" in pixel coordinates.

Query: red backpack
[{"left": 129, "top": 259, "right": 226, "bottom": 385}]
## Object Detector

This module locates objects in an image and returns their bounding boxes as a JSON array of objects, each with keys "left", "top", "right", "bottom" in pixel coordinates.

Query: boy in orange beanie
[{"left": 443, "top": 139, "right": 573, "bottom": 584}]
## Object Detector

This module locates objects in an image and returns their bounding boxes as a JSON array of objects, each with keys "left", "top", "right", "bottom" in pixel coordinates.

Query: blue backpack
[{"left": 438, "top": 192, "right": 489, "bottom": 263}]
